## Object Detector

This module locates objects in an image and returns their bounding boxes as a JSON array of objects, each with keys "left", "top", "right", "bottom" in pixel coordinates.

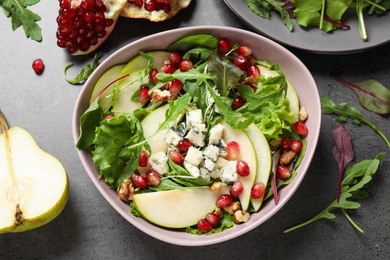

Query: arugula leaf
[
  {"left": 284, "top": 152, "right": 385, "bottom": 233},
  {"left": 64, "top": 52, "right": 103, "bottom": 84},
  {"left": 331, "top": 74, "right": 390, "bottom": 115},
  {"left": 1, "top": 0, "right": 42, "bottom": 41},
  {"left": 247, "top": 0, "right": 293, "bottom": 31},
  {"left": 76, "top": 99, "right": 104, "bottom": 150},
  {"left": 321, "top": 96, "right": 390, "bottom": 149}
]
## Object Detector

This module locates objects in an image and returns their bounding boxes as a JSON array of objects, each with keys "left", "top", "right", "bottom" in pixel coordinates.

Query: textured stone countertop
[{"left": 1, "top": 1, "right": 389, "bottom": 259}]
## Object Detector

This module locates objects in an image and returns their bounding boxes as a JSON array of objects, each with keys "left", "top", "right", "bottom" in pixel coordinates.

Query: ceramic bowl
[{"left": 72, "top": 26, "right": 321, "bottom": 246}]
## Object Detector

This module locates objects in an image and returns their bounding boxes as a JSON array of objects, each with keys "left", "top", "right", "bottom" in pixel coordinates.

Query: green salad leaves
[{"left": 1, "top": 0, "right": 42, "bottom": 41}]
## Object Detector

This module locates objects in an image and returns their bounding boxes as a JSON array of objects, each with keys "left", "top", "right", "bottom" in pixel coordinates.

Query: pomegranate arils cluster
[{"left": 56, "top": 0, "right": 113, "bottom": 54}]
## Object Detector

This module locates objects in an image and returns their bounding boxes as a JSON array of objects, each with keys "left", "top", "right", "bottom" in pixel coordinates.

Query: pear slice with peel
[
  {"left": 133, "top": 186, "right": 230, "bottom": 228},
  {"left": 0, "top": 111, "right": 69, "bottom": 233}
]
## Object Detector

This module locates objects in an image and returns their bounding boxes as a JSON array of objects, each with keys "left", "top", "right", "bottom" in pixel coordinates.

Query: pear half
[{"left": 0, "top": 113, "right": 69, "bottom": 233}]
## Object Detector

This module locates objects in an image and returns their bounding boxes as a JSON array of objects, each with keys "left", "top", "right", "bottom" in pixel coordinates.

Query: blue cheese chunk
[
  {"left": 165, "top": 127, "right": 182, "bottom": 146},
  {"left": 200, "top": 167, "right": 210, "bottom": 180},
  {"left": 208, "top": 123, "right": 224, "bottom": 145},
  {"left": 186, "top": 108, "right": 203, "bottom": 127},
  {"left": 185, "top": 124, "right": 206, "bottom": 147},
  {"left": 221, "top": 160, "right": 238, "bottom": 183},
  {"left": 216, "top": 157, "right": 229, "bottom": 169},
  {"left": 210, "top": 168, "right": 221, "bottom": 179},
  {"left": 183, "top": 161, "right": 200, "bottom": 178},
  {"left": 176, "top": 122, "right": 188, "bottom": 137},
  {"left": 203, "top": 158, "right": 216, "bottom": 171},
  {"left": 148, "top": 151, "right": 169, "bottom": 174},
  {"left": 185, "top": 146, "right": 203, "bottom": 166},
  {"left": 202, "top": 145, "right": 220, "bottom": 161}
]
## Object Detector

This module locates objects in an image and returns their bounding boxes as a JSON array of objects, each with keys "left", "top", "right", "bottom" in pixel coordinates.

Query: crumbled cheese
[
  {"left": 221, "top": 160, "right": 238, "bottom": 183},
  {"left": 183, "top": 161, "right": 200, "bottom": 178},
  {"left": 186, "top": 108, "right": 203, "bottom": 126},
  {"left": 185, "top": 146, "right": 203, "bottom": 166},
  {"left": 148, "top": 151, "right": 169, "bottom": 174},
  {"left": 210, "top": 168, "right": 221, "bottom": 179},
  {"left": 203, "top": 158, "right": 216, "bottom": 171},
  {"left": 203, "top": 145, "right": 220, "bottom": 161},
  {"left": 216, "top": 157, "right": 229, "bottom": 169},
  {"left": 165, "top": 127, "right": 182, "bottom": 146},
  {"left": 208, "top": 123, "right": 224, "bottom": 145},
  {"left": 185, "top": 124, "right": 206, "bottom": 147},
  {"left": 176, "top": 122, "right": 188, "bottom": 137},
  {"left": 200, "top": 167, "right": 210, "bottom": 180}
]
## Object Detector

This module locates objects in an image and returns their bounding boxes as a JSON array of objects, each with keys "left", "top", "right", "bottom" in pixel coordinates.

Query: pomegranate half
[
  {"left": 56, "top": 0, "right": 127, "bottom": 55},
  {"left": 120, "top": 0, "right": 192, "bottom": 22}
]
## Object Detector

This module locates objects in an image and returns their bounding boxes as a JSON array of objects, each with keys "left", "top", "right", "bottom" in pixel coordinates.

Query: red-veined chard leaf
[
  {"left": 332, "top": 124, "right": 354, "bottom": 202},
  {"left": 331, "top": 75, "right": 390, "bottom": 115}
]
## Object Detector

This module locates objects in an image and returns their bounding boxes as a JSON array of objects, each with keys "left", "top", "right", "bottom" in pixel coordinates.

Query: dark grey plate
[{"left": 222, "top": 0, "right": 390, "bottom": 54}]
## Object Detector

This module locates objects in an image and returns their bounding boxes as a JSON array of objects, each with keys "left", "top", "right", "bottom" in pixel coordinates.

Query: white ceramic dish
[
  {"left": 223, "top": 0, "right": 390, "bottom": 54},
  {"left": 72, "top": 26, "right": 321, "bottom": 246}
]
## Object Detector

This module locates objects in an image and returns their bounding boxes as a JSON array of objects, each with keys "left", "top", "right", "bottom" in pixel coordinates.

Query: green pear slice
[
  {"left": 0, "top": 116, "right": 68, "bottom": 233},
  {"left": 141, "top": 104, "right": 169, "bottom": 154},
  {"left": 258, "top": 65, "right": 300, "bottom": 122},
  {"left": 245, "top": 124, "right": 272, "bottom": 211},
  {"left": 220, "top": 121, "right": 257, "bottom": 211},
  {"left": 89, "top": 64, "right": 125, "bottom": 109},
  {"left": 133, "top": 186, "right": 230, "bottom": 228},
  {"left": 111, "top": 51, "right": 170, "bottom": 115}
]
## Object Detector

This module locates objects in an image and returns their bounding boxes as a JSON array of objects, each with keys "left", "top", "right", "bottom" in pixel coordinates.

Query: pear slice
[
  {"left": 133, "top": 186, "right": 230, "bottom": 228},
  {"left": 89, "top": 64, "right": 125, "bottom": 109},
  {"left": 220, "top": 121, "right": 257, "bottom": 211},
  {"left": 141, "top": 104, "right": 169, "bottom": 154},
  {"left": 245, "top": 124, "right": 272, "bottom": 211},
  {"left": 257, "top": 65, "right": 300, "bottom": 122},
  {"left": 0, "top": 112, "right": 69, "bottom": 233}
]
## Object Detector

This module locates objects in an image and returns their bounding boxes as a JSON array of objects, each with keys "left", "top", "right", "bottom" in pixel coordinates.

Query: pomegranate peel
[{"left": 120, "top": 0, "right": 192, "bottom": 22}]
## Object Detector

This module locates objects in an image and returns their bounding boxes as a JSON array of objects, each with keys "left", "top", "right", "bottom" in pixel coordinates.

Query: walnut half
[{"left": 118, "top": 178, "right": 135, "bottom": 201}]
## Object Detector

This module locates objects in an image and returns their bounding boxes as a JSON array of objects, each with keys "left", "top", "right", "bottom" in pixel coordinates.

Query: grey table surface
[{"left": 1, "top": 1, "right": 389, "bottom": 259}]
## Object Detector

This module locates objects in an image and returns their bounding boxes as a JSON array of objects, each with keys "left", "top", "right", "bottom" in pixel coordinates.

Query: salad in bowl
[{"left": 73, "top": 26, "right": 321, "bottom": 246}]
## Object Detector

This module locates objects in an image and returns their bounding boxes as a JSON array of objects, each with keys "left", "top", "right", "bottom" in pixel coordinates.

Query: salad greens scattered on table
[
  {"left": 0, "top": 0, "right": 42, "bottom": 41},
  {"left": 76, "top": 34, "right": 305, "bottom": 233},
  {"left": 247, "top": 0, "right": 390, "bottom": 40}
]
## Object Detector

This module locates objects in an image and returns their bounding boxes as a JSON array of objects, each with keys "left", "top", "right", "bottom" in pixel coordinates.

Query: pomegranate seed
[
  {"left": 32, "top": 58, "right": 44, "bottom": 75},
  {"left": 225, "top": 141, "right": 240, "bottom": 160},
  {"left": 139, "top": 85, "right": 150, "bottom": 103},
  {"left": 234, "top": 55, "right": 251, "bottom": 71},
  {"left": 280, "top": 137, "right": 291, "bottom": 150},
  {"left": 169, "top": 150, "right": 184, "bottom": 165},
  {"left": 293, "top": 121, "right": 309, "bottom": 138},
  {"left": 149, "top": 69, "right": 159, "bottom": 85},
  {"left": 215, "top": 194, "right": 233, "bottom": 208},
  {"left": 251, "top": 182, "right": 265, "bottom": 199},
  {"left": 236, "top": 45, "right": 252, "bottom": 56},
  {"left": 168, "top": 52, "right": 182, "bottom": 66},
  {"left": 59, "top": 0, "right": 71, "bottom": 9},
  {"left": 247, "top": 65, "right": 260, "bottom": 80},
  {"left": 231, "top": 96, "right": 245, "bottom": 110},
  {"left": 161, "top": 64, "right": 176, "bottom": 74},
  {"left": 132, "top": 173, "right": 149, "bottom": 189},
  {"left": 290, "top": 140, "right": 303, "bottom": 153},
  {"left": 169, "top": 79, "right": 183, "bottom": 95},
  {"left": 138, "top": 150, "right": 148, "bottom": 167},
  {"left": 230, "top": 180, "right": 244, "bottom": 198},
  {"left": 197, "top": 219, "right": 213, "bottom": 233},
  {"left": 81, "top": 0, "right": 95, "bottom": 10},
  {"left": 236, "top": 160, "right": 250, "bottom": 177},
  {"left": 178, "top": 139, "right": 192, "bottom": 153},
  {"left": 146, "top": 169, "right": 161, "bottom": 186},
  {"left": 218, "top": 37, "right": 231, "bottom": 54},
  {"left": 205, "top": 213, "right": 221, "bottom": 227},
  {"left": 178, "top": 59, "right": 193, "bottom": 72},
  {"left": 277, "top": 165, "right": 292, "bottom": 179}
]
